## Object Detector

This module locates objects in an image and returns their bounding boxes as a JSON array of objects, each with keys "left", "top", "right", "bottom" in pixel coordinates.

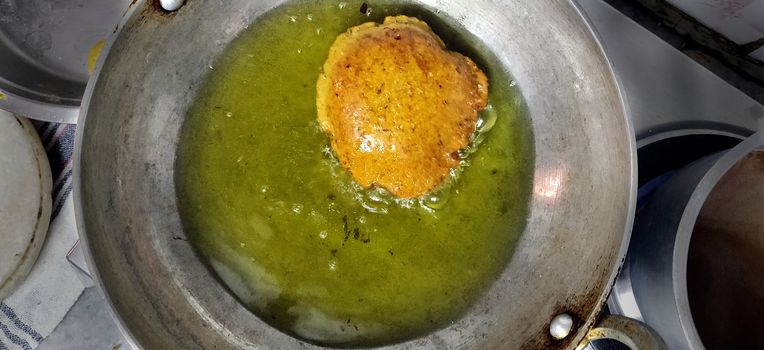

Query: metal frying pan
[{"left": 75, "top": 0, "right": 650, "bottom": 348}]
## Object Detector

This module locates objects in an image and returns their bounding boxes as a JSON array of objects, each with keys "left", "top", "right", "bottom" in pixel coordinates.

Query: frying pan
[{"left": 74, "top": 0, "right": 659, "bottom": 348}]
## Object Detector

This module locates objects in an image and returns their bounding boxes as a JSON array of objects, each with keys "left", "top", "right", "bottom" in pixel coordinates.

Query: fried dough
[{"left": 317, "top": 16, "right": 488, "bottom": 198}]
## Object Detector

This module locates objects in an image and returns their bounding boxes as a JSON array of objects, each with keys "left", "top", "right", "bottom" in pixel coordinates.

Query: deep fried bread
[{"left": 317, "top": 16, "right": 488, "bottom": 198}]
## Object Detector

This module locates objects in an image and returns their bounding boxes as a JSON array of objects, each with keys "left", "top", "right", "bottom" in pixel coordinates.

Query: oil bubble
[
  {"left": 367, "top": 187, "right": 390, "bottom": 204},
  {"left": 361, "top": 202, "right": 388, "bottom": 214},
  {"left": 396, "top": 197, "right": 417, "bottom": 209},
  {"left": 421, "top": 189, "right": 450, "bottom": 210},
  {"left": 360, "top": 187, "right": 391, "bottom": 214},
  {"left": 476, "top": 105, "right": 497, "bottom": 133},
  {"left": 472, "top": 132, "right": 487, "bottom": 148}
]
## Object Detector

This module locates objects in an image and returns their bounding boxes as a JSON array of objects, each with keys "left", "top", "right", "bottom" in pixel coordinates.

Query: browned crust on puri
[{"left": 317, "top": 16, "right": 488, "bottom": 198}]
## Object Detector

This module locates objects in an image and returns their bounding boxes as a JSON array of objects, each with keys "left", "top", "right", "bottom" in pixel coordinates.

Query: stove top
[{"left": 579, "top": 0, "right": 763, "bottom": 143}]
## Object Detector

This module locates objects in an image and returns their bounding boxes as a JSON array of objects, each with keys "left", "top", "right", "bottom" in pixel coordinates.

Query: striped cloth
[
  {"left": 0, "top": 121, "right": 82, "bottom": 350},
  {"left": 31, "top": 122, "right": 76, "bottom": 220}
]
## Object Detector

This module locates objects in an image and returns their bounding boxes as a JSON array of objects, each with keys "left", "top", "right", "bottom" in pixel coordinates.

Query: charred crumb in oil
[
  {"left": 330, "top": 249, "right": 338, "bottom": 257},
  {"left": 342, "top": 215, "right": 350, "bottom": 244},
  {"left": 340, "top": 215, "right": 370, "bottom": 244},
  {"left": 388, "top": 249, "right": 394, "bottom": 256},
  {"left": 327, "top": 193, "right": 336, "bottom": 200},
  {"left": 491, "top": 168, "right": 498, "bottom": 175},
  {"left": 359, "top": 2, "right": 368, "bottom": 14},
  {"left": 500, "top": 201, "right": 509, "bottom": 214},
  {"left": 213, "top": 106, "right": 222, "bottom": 109},
  {"left": 341, "top": 319, "right": 359, "bottom": 331}
]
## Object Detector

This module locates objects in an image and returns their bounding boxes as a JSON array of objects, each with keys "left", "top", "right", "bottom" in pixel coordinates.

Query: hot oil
[{"left": 175, "top": 0, "right": 534, "bottom": 346}]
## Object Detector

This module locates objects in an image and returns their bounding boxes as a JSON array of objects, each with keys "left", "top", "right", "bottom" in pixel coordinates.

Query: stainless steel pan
[{"left": 75, "top": 1, "right": 651, "bottom": 349}]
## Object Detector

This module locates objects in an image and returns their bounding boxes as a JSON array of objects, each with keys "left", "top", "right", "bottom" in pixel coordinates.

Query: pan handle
[{"left": 575, "top": 315, "right": 668, "bottom": 350}]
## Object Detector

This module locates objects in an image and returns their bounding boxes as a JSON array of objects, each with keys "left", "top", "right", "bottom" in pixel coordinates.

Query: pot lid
[{"left": 0, "top": 111, "right": 52, "bottom": 300}]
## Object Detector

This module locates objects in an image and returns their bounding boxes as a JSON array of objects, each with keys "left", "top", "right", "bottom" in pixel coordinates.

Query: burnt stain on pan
[
  {"left": 518, "top": 276, "right": 613, "bottom": 349},
  {"left": 125, "top": 0, "right": 184, "bottom": 43}
]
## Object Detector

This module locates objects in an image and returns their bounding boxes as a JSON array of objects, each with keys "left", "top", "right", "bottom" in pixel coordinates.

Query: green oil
[{"left": 175, "top": 0, "right": 534, "bottom": 346}]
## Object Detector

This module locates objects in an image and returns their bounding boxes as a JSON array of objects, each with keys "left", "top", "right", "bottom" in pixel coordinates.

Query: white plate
[{"left": 0, "top": 111, "right": 52, "bottom": 300}]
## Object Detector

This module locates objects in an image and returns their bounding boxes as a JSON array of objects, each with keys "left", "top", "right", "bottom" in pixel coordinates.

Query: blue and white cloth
[{"left": 0, "top": 121, "right": 84, "bottom": 350}]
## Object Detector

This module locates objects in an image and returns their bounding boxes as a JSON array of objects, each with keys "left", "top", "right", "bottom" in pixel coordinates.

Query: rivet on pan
[
  {"left": 159, "top": 0, "right": 185, "bottom": 12},
  {"left": 549, "top": 313, "right": 574, "bottom": 340}
]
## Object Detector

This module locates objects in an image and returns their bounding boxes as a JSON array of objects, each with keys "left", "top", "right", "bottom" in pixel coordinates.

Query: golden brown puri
[{"left": 317, "top": 15, "right": 488, "bottom": 198}]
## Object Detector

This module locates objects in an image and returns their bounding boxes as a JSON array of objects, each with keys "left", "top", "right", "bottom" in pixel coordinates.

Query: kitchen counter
[{"left": 37, "top": 0, "right": 763, "bottom": 349}]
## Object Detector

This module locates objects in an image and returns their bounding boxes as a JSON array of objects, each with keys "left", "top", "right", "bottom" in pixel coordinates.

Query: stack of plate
[{"left": 0, "top": 111, "right": 52, "bottom": 300}]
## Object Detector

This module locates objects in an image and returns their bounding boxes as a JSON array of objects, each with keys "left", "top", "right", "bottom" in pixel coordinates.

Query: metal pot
[
  {"left": 609, "top": 130, "right": 764, "bottom": 349},
  {"left": 0, "top": 0, "right": 127, "bottom": 123},
  {"left": 74, "top": 0, "right": 657, "bottom": 349}
]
